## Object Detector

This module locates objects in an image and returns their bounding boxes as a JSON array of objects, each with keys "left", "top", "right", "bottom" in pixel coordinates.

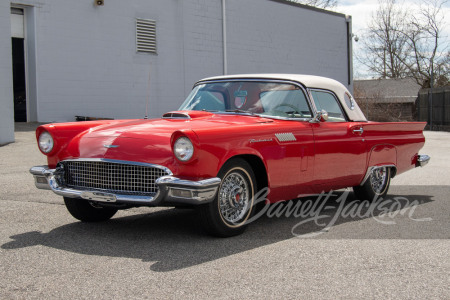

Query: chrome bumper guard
[
  {"left": 30, "top": 166, "right": 221, "bottom": 206},
  {"left": 416, "top": 154, "right": 430, "bottom": 167}
]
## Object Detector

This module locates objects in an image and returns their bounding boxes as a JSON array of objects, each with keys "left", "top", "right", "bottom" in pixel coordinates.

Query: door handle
[{"left": 352, "top": 127, "right": 364, "bottom": 134}]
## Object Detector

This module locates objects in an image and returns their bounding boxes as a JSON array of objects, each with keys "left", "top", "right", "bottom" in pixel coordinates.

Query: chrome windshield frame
[{"left": 185, "top": 78, "right": 317, "bottom": 122}]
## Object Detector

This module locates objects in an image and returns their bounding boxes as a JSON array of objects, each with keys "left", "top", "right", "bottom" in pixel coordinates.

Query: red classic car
[{"left": 30, "top": 74, "right": 430, "bottom": 237}]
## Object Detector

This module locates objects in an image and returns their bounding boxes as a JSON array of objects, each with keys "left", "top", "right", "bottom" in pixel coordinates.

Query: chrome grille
[{"left": 60, "top": 160, "right": 170, "bottom": 196}]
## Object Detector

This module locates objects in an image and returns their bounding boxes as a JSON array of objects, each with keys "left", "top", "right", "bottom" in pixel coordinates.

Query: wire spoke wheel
[
  {"left": 353, "top": 166, "right": 391, "bottom": 201},
  {"left": 198, "top": 158, "right": 256, "bottom": 237},
  {"left": 370, "top": 167, "right": 388, "bottom": 194},
  {"left": 219, "top": 171, "right": 250, "bottom": 225}
]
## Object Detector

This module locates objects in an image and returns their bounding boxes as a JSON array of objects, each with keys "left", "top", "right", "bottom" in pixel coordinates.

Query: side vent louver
[
  {"left": 136, "top": 18, "right": 157, "bottom": 54},
  {"left": 275, "top": 133, "right": 297, "bottom": 142}
]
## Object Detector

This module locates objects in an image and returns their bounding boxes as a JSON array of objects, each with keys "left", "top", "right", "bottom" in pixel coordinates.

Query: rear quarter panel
[{"left": 362, "top": 122, "right": 426, "bottom": 175}]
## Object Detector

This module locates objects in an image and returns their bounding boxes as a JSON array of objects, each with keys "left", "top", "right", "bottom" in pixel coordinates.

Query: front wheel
[
  {"left": 64, "top": 197, "right": 118, "bottom": 222},
  {"left": 353, "top": 167, "right": 391, "bottom": 201},
  {"left": 198, "top": 158, "right": 256, "bottom": 237}
]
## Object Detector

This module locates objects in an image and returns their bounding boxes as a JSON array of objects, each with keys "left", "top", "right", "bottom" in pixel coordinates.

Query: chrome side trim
[
  {"left": 416, "top": 155, "right": 430, "bottom": 167},
  {"left": 360, "top": 165, "right": 396, "bottom": 186}
]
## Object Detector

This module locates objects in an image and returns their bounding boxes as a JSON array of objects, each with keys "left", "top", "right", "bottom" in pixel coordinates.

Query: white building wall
[
  {"left": 226, "top": 0, "right": 351, "bottom": 88},
  {"left": 0, "top": 1, "right": 15, "bottom": 144},
  {"left": 181, "top": 0, "right": 224, "bottom": 93},
  {"left": 12, "top": 0, "right": 228, "bottom": 122},
  {"left": 34, "top": 0, "right": 188, "bottom": 121},
  {"left": 0, "top": 0, "right": 352, "bottom": 136}
]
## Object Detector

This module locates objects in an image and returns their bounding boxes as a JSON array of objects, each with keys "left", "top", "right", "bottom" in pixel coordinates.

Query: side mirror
[
  {"left": 311, "top": 110, "right": 328, "bottom": 123},
  {"left": 319, "top": 110, "right": 328, "bottom": 122}
]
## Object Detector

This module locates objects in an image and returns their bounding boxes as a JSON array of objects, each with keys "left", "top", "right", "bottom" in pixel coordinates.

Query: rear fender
[
  {"left": 368, "top": 144, "right": 397, "bottom": 167},
  {"left": 361, "top": 144, "right": 398, "bottom": 184}
]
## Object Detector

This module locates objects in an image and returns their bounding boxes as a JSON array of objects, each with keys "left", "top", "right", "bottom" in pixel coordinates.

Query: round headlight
[
  {"left": 38, "top": 131, "right": 54, "bottom": 153},
  {"left": 174, "top": 137, "right": 194, "bottom": 161}
]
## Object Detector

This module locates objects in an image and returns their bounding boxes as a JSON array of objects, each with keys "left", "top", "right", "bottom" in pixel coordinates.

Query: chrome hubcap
[
  {"left": 370, "top": 167, "right": 387, "bottom": 194},
  {"left": 219, "top": 171, "right": 250, "bottom": 224}
]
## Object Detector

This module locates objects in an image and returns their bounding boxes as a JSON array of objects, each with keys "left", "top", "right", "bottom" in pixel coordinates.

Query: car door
[
  {"left": 257, "top": 87, "right": 316, "bottom": 200},
  {"left": 309, "top": 89, "right": 367, "bottom": 192}
]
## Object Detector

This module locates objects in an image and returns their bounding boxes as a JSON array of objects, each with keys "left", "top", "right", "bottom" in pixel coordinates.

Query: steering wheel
[{"left": 271, "top": 104, "right": 303, "bottom": 117}]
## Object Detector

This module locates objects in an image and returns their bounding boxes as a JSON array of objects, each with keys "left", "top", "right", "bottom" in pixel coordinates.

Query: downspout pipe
[
  {"left": 222, "top": 0, "right": 227, "bottom": 75},
  {"left": 345, "top": 15, "right": 353, "bottom": 91}
]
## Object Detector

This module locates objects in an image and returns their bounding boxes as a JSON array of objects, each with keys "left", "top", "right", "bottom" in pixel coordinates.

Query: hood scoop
[
  {"left": 162, "top": 112, "right": 190, "bottom": 119},
  {"left": 162, "top": 111, "right": 214, "bottom": 120}
]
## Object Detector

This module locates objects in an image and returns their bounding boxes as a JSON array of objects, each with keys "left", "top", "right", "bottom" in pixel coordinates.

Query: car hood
[
  {"left": 62, "top": 111, "right": 274, "bottom": 164},
  {"left": 83, "top": 111, "right": 274, "bottom": 139}
]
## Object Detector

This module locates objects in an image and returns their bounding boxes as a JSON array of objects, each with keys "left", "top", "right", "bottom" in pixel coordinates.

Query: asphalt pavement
[{"left": 0, "top": 123, "right": 449, "bottom": 299}]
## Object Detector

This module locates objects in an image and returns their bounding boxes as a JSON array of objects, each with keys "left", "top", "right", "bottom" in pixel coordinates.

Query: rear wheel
[
  {"left": 64, "top": 197, "right": 118, "bottom": 222},
  {"left": 198, "top": 158, "right": 256, "bottom": 237},
  {"left": 353, "top": 167, "right": 391, "bottom": 201}
]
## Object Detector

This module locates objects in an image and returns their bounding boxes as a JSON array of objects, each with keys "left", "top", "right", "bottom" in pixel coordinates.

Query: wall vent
[{"left": 136, "top": 18, "right": 156, "bottom": 54}]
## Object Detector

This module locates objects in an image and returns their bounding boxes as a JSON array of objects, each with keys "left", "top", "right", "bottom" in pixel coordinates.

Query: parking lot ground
[{"left": 0, "top": 124, "right": 449, "bottom": 299}]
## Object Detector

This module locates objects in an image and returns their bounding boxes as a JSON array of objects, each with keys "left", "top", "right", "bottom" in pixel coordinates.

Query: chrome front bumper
[
  {"left": 30, "top": 166, "right": 221, "bottom": 206},
  {"left": 416, "top": 154, "right": 431, "bottom": 167}
]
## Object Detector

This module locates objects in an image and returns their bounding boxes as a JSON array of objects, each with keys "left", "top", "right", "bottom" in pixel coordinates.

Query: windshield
[{"left": 179, "top": 81, "right": 313, "bottom": 119}]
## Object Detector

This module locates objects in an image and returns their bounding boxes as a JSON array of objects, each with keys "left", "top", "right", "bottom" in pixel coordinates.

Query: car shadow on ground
[{"left": 1, "top": 186, "right": 443, "bottom": 272}]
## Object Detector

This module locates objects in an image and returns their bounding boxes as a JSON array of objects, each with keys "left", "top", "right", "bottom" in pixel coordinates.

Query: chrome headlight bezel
[
  {"left": 38, "top": 131, "right": 54, "bottom": 154},
  {"left": 173, "top": 136, "right": 194, "bottom": 162}
]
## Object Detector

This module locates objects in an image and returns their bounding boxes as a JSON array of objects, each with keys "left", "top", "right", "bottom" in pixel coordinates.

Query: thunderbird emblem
[{"left": 103, "top": 145, "right": 119, "bottom": 148}]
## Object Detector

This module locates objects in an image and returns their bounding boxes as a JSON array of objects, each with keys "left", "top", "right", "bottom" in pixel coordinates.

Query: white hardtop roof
[
  {"left": 198, "top": 73, "right": 347, "bottom": 92},
  {"left": 197, "top": 73, "right": 367, "bottom": 122}
]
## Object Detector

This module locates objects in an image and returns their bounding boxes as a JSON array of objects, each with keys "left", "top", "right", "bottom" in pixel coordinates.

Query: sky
[{"left": 334, "top": 0, "right": 450, "bottom": 79}]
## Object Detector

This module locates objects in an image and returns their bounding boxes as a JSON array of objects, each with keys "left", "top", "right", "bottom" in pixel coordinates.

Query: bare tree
[
  {"left": 359, "top": 0, "right": 409, "bottom": 78},
  {"left": 397, "top": 0, "right": 450, "bottom": 88},
  {"left": 358, "top": 0, "right": 449, "bottom": 88},
  {"left": 285, "top": 0, "right": 338, "bottom": 10}
]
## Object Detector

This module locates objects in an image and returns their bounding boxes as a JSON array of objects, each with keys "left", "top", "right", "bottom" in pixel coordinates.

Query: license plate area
[{"left": 81, "top": 191, "right": 117, "bottom": 202}]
